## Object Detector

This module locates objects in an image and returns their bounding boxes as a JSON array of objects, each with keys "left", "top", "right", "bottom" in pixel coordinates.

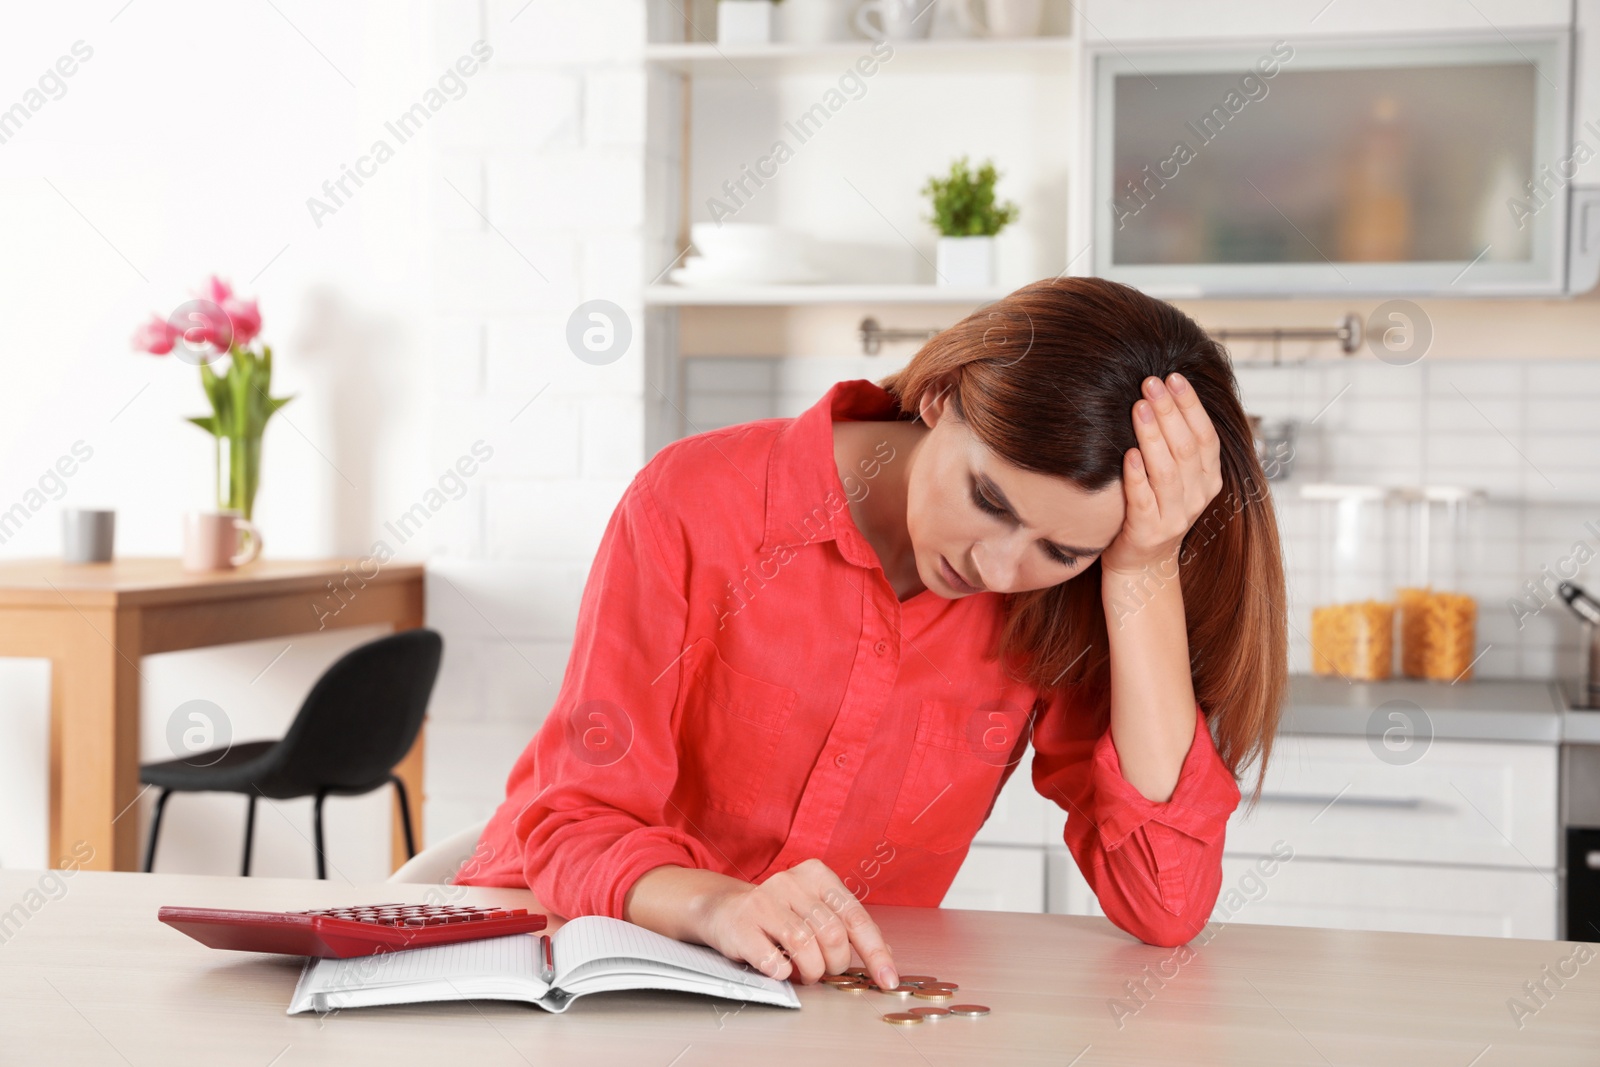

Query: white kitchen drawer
[
  {"left": 1046, "top": 846, "right": 1100, "bottom": 918},
  {"left": 973, "top": 764, "right": 1066, "bottom": 847},
  {"left": 944, "top": 845, "right": 1045, "bottom": 913},
  {"left": 1214, "top": 855, "right": 1557, "bottom": 940},
  {"left": 1226, "top": 735, "right": 1557, "bottom": 869},
  {"left": 1048, "top": 847, "right": 1557, "bottom": 939}
]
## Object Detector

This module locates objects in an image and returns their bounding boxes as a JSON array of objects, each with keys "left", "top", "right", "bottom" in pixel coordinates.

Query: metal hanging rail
[
  {"left": 1210, "top": 313, "right": 1364, "bottom": 365},
  {"left": 859, "top": 312, "right": 1365, "bottom": 363}
]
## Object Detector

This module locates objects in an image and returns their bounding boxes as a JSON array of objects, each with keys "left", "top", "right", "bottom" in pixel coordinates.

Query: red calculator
[{"left": 158, "top": 902, "right": 548, "bottom": 959}]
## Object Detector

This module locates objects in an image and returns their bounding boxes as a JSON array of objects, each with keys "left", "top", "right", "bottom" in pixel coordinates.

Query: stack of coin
[
  {"left": 819, "top": 970, "right": 991, "bottom": 1023},
  {"left": 869, "top": 983, "right": 919, "bottom": 997}
]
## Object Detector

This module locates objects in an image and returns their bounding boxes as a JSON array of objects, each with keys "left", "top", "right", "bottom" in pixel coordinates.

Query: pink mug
[{"left": 182, "top": 510, "right": 262, "bottom": 572}]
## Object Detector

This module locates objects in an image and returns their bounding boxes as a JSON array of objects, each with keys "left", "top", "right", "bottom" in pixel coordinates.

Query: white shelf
[
  {"left": 644, "top": 36, "right": 1075, "bottom": 75},
  {"left": 644, "top": 283, "right": 1011, "bottom": 306}
]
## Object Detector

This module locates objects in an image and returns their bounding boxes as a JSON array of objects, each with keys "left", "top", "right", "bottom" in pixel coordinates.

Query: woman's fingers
[
  {"left": 793, "top": 860, "right": 896, "bottom": 987},
  {"left": 1165, "top": 372, "right": 1221, "bottom": 470},
  {"left": 1145, "top": 375, "right": 1202, "bottom": 471},
  {"left": 830, "top": 890, "right": 898, "bottom": 989},
  {"left": 1131, "top": 395, "right": 1181, "bottom": 521},
  {"left": 786, "top": 894, "right": 853, "bottom": 979},
  {"left": 1162, "top": 373, "right": 1224, "bottom": 510},
  {"left": 740, "top": 860, "right": 896, "bottom": 988},
  {"left": 743, "top": 927, "right": 794, "bottom": 981},
  {"left": 769, "top": 909, "right": 829, "bottom": 984},
  {"left": 1122, "top": 446, "right": 1158, "bottom": 521}
]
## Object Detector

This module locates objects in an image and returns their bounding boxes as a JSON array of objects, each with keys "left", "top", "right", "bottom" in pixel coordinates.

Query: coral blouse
[{"left": 455, "top": 378, "right": 1242, "bottom": 947}]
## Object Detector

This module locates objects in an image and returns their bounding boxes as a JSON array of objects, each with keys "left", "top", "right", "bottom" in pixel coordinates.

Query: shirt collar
[{"left": 759, "top": 378, "right": 907, "bottom": 569}]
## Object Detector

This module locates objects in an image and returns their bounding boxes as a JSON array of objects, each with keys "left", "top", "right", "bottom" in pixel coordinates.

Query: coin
[
  {"left": 899, "top": 974, "right": 939, "bottom": 985},
  {"left": 821, "top": 974, "right": 859, "bottom": 985},
  {"left": 920, "top": 982, "right": 959, "bottom": 993},
  {"left": 844, "top": 967, "right": 870, "bottom": 978},
  {"left": 948, "top": 1004, "right": 991, "bottom": 1016},
  {"left": 833, "top": 980, "right": 869, "bottom": 991},
  {"left": 882, "top": 1012, "right": 923, "bottom": 1026},
  {"left": 872, "top": 983, "right": 917, "bottom": 996},
  {"left": 908, "top": 1007, "right": 951, "bottom": 1018},
  {"left": 912, "top": 989, "right": 953, "bottom": 1001}
]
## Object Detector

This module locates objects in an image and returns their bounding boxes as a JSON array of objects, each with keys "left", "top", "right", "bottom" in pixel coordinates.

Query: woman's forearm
[
  {"left": 1101, "top": 556, "right": 1200, "bottom": 803},
  {"left": 621, "top": 864, "right": 750, "bottom": 944}
]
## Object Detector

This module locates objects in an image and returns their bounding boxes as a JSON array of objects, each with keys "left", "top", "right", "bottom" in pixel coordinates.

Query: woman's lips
[{"left": 940, "top": 555, "right": 981, "bottom": 594}]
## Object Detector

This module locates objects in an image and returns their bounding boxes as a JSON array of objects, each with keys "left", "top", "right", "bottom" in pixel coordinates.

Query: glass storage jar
[
  {"left": 1302, "top": 484, "right": 1397, "bottom": 680},
  {"left": 1395, "top": 486, "right": 1487, "bottom": 682}
]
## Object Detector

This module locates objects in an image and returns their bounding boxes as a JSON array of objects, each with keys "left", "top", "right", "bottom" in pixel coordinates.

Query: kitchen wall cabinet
[
  {"left": 1082, "top": 34, "right": 1574, "bottom": 297},
  {"left": 949, "top": 732, "right": 1561, "bottom": 940},
  {"left": 1076, "top": 0, "right": 1570, "bottom": 42}
]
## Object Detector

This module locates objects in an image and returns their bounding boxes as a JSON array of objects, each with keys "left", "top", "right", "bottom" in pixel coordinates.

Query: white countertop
[{"left": 1281, "top": 674, "right": 1582, "bottom": 744}]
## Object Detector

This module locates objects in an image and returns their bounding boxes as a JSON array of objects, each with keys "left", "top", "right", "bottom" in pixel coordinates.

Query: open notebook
[{"left": 287, "top": 914, "right": 800, "bottom": 1014}]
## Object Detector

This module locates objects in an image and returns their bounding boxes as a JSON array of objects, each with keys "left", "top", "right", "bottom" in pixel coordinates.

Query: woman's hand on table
[
  {"left": 624, "top": 860, "right": 898, "bottom": 989},
  {"left": 702, "top": 859, "right": 899, "bottom": 988}
]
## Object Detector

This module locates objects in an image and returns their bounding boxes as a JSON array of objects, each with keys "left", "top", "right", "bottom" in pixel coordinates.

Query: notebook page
[
  {"left": 288, "top": 932, "right": 547, "bottom": 1013},
  {"left": 553, "top": 916, "right": 794, "bottom": 998}
]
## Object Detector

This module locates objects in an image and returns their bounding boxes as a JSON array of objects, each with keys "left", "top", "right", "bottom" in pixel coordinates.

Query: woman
[{"left": 455, "top": 276, "right": 1287, "bottom": 992}]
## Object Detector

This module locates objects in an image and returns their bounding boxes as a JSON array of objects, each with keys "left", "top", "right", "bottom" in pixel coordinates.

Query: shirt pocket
[
  {"left": 884, "top": 698, "right": 1010, "bottom": 855},
  {"left": 677, "top": 638, "right": 798, "bottom": 819}
]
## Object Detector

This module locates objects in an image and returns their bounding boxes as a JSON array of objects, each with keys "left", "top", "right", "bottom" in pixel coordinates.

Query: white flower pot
[
  {"left": 718, "top": 0, "right": 774, "bottom": 45},
  {"left": 936, "top": 235, "right": 995, "bottom": 287},
  {"left": 776, "top": 0, "right": 848, "bottom": 43}
]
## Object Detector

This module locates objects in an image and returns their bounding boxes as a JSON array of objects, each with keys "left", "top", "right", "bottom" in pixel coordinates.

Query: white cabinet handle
[{"left": 1260, "top": 792, "right": 1426, "bottom": 810}]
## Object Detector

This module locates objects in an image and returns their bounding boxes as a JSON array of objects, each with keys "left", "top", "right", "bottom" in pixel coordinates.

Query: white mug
[
  {"left": 853, "top": 0, "right": 936, "bottom": 40},
  {"left": 182, "top": 510, "right": 262, "bottom": 572},
  {"left": 953, "top": 0, "right": 1043, "bottom": 37},
  {"left": 62, "top": 508, "right": 116, "bottom": 563}
]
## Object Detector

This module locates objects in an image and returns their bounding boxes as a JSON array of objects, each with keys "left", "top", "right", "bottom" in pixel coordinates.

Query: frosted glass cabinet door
[{"left": 1088, "top": 34, "right": 1570, "bottom": 296}]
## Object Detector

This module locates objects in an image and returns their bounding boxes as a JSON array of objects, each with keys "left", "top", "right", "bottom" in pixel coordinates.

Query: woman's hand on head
[
  {"left": 1101, "top": 371, "right": 1224, "bottom": 578},
  {"left": 699, "top": 858, "right": 898, "bottom": 989}
]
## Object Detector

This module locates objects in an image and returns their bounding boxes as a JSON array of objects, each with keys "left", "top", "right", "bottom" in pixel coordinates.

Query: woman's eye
[
  {"left": 973, "top": 480, "right": 1079, "bottom": 568},
  {"left": 971, "top": 484, "right": 1006, "bottom": 517}
]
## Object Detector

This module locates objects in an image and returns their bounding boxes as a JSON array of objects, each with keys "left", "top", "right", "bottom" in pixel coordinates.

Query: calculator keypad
[{"left": 292, "top": 903, "right": 530, "bottom": 928}]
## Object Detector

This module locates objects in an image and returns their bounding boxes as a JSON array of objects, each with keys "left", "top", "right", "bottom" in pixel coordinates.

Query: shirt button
[
  {"left": 874, "top": 640, "right": 888, "bottom": 655},
  {"left": 834, "top": 753, "right": 848, "bottom": 768}
]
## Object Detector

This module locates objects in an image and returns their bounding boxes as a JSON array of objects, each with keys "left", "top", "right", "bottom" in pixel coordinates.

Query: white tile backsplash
[{"left": 683, "top": 354, "right": 1600, "bottom": 684}]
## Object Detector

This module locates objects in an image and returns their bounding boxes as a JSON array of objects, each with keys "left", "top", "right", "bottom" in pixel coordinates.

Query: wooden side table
[{"left": 0, "top": 557, "right": 428, "bottom": 873}]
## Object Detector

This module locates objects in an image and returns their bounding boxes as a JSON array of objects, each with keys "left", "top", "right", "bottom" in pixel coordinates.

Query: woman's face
[{"left": 908, "top": 388, "right": 1127, "bottom": 597}]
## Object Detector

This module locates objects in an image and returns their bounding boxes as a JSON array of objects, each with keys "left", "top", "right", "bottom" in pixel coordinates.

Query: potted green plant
[{"left": 920, "top": 155, "right": 1020, "bottom": 287}]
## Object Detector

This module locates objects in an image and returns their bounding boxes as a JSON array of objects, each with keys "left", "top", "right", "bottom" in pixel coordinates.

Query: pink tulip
[
  {"left": 132, "top": 314, "right": 180, "bottom": 355},
  {"left": 201, "top": 275, "right": 233, "bottom": 305},
  {"left": 222, "top": 297, "right": 261, "bottom": 346},
  {"left": 183, "top": 302, "right": 232, "bottom": 351}
]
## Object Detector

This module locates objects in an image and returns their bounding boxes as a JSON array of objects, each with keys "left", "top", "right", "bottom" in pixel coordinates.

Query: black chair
[{"left": 140, "top": 628, "right": 443, "bottom": 879}]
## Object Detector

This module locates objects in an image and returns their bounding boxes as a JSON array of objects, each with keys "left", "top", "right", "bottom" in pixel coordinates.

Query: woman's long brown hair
[{"left": 875, "top": 275, "right": 1287, "bottom": 804}]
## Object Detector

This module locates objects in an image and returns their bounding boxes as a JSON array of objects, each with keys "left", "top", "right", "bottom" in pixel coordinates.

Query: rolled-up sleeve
[
  {"left": 1031, "top": 690, "right": 1241, "bottom": 947},
  {"left": 456, "top": 463, "right": 721, "bottom": 919}
]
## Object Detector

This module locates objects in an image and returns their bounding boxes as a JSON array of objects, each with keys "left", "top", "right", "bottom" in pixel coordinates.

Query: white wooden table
[{"left": 0, "top": 869, "right": 1595, "bottom": 1065}]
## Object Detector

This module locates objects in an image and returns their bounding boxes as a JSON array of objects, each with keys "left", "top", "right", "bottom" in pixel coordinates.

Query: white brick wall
[{"left": 420, "top": 0, "right": 649, "bottom": 846}]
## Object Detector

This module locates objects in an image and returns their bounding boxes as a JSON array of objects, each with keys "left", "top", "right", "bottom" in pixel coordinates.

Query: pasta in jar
[
  {"left": 1398, "top": 586, "right": 1477, "bottom": 681},
  {"left": 1310, "top": 599, "right": 1395, "bottom": 680}
]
